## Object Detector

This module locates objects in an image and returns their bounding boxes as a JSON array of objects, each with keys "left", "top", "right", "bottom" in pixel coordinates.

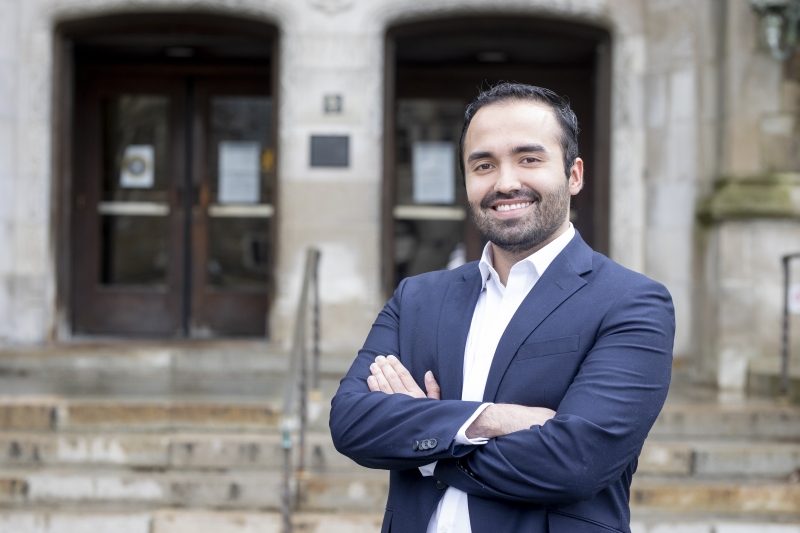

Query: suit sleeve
[
  {"left": 329, "top": 278, "right": 484, "bottom": 470},
  {"left": 434, "top": 279, "right": 674, "bottom": 504}
]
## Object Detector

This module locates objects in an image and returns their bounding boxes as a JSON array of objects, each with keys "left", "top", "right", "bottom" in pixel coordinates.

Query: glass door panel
[
  {"left": 100, "top": 95, "right": 171, "bottom": 286},
  {"left": 393, "top": 99, "right": 469, "bottom": 285},
  {"left": 207, "top": 96, "right": 274, "bottom": 289}
]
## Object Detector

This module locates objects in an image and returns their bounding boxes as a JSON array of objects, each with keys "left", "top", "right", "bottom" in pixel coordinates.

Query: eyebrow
[
  {"left": 466, "top": 143, "right": 549, "bottom": 164},
  {"left": 512, "top": 143, "right": 548, "bottom": 155}
]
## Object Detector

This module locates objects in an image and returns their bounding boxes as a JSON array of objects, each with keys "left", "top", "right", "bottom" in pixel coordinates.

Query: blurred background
[{"left": 0, "top": 0, "right": 799, "bottom": 531}]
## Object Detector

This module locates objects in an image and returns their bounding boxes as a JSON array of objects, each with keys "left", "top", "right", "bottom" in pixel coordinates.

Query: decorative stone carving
[{"left": 309, "top": 0, "right": 354, "bottom": 15}]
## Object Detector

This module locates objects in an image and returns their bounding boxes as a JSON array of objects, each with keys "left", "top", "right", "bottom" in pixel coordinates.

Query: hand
[
  {"left": 466, "top": 404, "right": 556, "bottom": 439},
  {"left": 367, "top": 355, "right": 441, "bottom": 400}
]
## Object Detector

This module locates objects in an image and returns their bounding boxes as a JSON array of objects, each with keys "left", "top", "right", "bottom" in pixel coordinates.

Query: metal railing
[
  {"left": 781, "top": 252, "right": 800, "bottom": 397},
  {"left": 280, "top": 248, "right": 322, "bottom": 533}
]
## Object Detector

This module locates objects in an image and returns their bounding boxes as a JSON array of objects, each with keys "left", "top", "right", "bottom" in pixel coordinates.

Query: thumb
[{"left": 425, "top": 371, "right": 441, "bottom": 400}]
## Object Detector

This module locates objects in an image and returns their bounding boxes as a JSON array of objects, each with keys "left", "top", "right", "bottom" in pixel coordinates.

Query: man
[{"left": 330, "top": 83, "right": 675, "bottom": 533}]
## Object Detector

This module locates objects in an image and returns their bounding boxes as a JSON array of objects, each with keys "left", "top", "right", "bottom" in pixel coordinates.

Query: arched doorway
[
  {"left": 382, "top": 17, "right": 611, "bottom": 295},
  {"left": 58, "top": 14, "right": 278, "bottom": 337}
]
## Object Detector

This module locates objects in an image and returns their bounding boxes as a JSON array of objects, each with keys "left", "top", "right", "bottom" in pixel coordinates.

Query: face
[{"left": 463, "top": 100, "right": 584, "bottom": 256}]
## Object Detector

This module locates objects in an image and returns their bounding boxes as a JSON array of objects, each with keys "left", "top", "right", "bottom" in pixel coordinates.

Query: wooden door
[
  {"left": 71, "top": 68, "right": 275, "bottom": 337},
  {"left": 189, "top": 75, "right": 275, "bottom": 336},
  {"left": 72, "top": 70, "right": 187, "bottom": 336}
]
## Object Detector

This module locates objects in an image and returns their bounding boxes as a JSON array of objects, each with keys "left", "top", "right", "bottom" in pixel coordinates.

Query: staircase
[{"left": 0, "top": 344, "right": 798, "bottom": 533}]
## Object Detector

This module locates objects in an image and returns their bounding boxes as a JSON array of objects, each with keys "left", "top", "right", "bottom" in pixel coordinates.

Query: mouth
[{"left": 492, "top": 201, "right": 533, "bottom": 213}]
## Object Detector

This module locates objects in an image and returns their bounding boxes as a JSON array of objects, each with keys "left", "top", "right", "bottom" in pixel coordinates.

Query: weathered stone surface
[
  {"left": 630, "top": 480, "right": 800, "bottom": 514},
  {"left": 698, "top": 174, "right": 800, "bottom": 223},
  {"left": 0, "top": 402, "right": 53, "bottom": 430},
  {"left": 638, "top": 441, "right": 693, "bottom": 475},
  {"left": 63, "top": 402, "right": 278, "bottom": 429}
]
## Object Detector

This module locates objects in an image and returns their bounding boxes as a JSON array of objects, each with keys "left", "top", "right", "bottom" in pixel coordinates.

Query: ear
[{"left": 568, "top": 158, "right": 584, "bottom": 195}]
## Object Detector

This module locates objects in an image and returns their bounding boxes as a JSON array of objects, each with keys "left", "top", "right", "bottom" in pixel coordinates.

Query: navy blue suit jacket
[{"left": 330, "top": 232, "right": 675, "bottom": 533}]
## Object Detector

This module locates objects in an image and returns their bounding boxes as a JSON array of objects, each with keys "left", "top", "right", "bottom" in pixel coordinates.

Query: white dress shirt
[{"left": 423, "top": 224, "right": 576, "bottom": 533}]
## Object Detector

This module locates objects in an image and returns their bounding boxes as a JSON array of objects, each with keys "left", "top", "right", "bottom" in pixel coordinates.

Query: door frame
[
  {"left": 52, "top": 13, "right": 280, "bottom": 339},
  {"left": 382, "top": 16, "right": 611, "bottom": 299}
]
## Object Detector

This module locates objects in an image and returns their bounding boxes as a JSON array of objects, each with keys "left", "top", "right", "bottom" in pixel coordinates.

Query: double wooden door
[{"left": 72, "top": 66, "right": 275, "bottom": 337}]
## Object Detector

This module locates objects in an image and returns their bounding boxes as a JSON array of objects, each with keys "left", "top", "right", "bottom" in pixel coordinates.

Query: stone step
[
  {"left": 638, "top": 439, "right": 800, "bottom": 478},
  {"left": 0, "top": 510, "right": 384, "bottom": 533},
  {"left": 651, "top": 402, "right": 800, "bottom": 439},
  {"left": 748, "top": 356, "right": 800, "bottom": 404},
  {"left": 1, "top": 431, "right": 798, "bottom": 480},
  {"left": 0, "top": 343, "right": 352, "bottom": 398},
  {"left": 0, "top": 432, "right": 356, "bottom": 472},
  {"left": 3, "top": 393, "right": 799, "bottom": 438},
  {"left": 0, "top": 466, "right": 798, "bottom": 517},
  {"left": 0, "top": 397, "right": 285, "bottom": 432},
  {"left": 0, "top": 510, "right": 798, "bottom": 533},
  {"left": 629, "top": 477, "right": 800, "bottom": 516},
  {"left": 0, "top": 467, "right": 388, "bottom": 512}
]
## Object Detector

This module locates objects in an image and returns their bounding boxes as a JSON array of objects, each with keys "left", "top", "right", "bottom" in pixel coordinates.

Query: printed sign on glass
[
  {"left": 412, "top": 141, "right": 455, "bottom": 205},
  {"left": 120, "top": 145, "right": 155, "bottom": 188},
  {"left": 218, "top": 141, "right": 261, "bottom": 204}
]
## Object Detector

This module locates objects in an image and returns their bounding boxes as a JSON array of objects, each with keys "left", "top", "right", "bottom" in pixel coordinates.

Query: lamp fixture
[{"left": 750, "top": 0, "right": 800, "bottom": 60}]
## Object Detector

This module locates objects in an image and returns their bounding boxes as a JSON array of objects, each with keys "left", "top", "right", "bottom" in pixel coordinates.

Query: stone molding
[{"left": 698, "top": 174, "right": 800, "bottom": 223}]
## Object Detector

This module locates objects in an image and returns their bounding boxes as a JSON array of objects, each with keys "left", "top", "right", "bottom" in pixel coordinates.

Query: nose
[{"left": 493, "top": 163, "right": 522, "bottom": 194}]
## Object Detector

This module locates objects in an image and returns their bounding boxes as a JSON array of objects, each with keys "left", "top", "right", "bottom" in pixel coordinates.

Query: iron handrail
[
  {"left": 280, "top": 248, "right": 321, "bottom": 533},
  {"left": 781, "top": 252, "right": 800, "bottom": 397}
]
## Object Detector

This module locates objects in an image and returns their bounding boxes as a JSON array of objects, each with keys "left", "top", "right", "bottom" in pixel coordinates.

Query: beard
[{"left": 468, "top": 180, "right": 570, "bottom": 256}]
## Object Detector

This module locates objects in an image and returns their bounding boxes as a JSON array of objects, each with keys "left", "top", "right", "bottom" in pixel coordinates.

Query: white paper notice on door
[
  {"left": 412, "top": 141, "right": 455, "bottom": 204},
  {"left": 218, "top": 141, "right": 261, "bottom": 204},
  {"left": 120, "top": 145, "right": 155, "bottom": 188}
]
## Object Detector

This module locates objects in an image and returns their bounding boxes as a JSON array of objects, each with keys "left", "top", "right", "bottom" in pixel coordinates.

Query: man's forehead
[{"left": 466, "top": 100, "right": 561, "bottom": 148}]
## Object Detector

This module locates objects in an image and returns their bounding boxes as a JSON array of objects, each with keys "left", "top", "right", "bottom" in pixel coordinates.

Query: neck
[{"left": 491, "top": 220, "right": 570, "bottom": 286}]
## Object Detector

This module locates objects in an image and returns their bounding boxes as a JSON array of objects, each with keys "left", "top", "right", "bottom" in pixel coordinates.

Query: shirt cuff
[
  {"left": 416, "top": 403, "right": 493, "bottom": 477},
  {"left": 418, "top": 461, "right": 437, "bottom": 477},
  {"left": 454, "top": 403, "right": 493, "bottom": 445}
]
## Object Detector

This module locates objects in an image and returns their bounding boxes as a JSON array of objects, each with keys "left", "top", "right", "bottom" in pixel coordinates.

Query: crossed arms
[
  {"left": 330, "top": 277, "right": 674, "bottom": 505},
  {"left": 366, "top": 354, "right": 556, "bottom": 439}
]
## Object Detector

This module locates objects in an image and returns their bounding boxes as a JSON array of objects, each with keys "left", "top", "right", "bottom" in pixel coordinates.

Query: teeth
[{"left": 495, "top": 202, "right": 532, "bottom": 212}]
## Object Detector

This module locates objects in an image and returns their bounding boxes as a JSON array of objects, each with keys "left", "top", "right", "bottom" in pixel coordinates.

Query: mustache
[{"left": 479, "top": 189, "right": 541, "bottom": 209}]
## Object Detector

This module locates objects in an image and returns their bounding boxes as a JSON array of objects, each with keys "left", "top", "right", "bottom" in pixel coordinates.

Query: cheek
[{"left": 464, "top": 178, "right": 487, "bottom": 204}]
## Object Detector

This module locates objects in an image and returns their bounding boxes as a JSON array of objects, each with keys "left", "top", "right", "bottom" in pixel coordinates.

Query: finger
[
  {"left": 387, "top": 355, "right": 425, "bottom": 396},
  {"left": 370, "top": 362, "right": 393, "bottom": 394},
  {"left": 367, "top": 375, "right": 380, "bottom": 392},
  {"left": 424, "top": 371, "right": 441, "bottom": 400},
  {"left": 377, "top": 357, "right": 412, "bottom": 396}
]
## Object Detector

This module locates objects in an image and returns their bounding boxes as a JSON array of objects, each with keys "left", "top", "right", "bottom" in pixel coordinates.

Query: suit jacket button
[
  {"left": 436, "top": 480, "right": 447, "bottom": 490},
  {"left": 429, "top": 438, "right": 437, "bottom": 449},
  {"left": 413, "top": 440, "right": 419, "bottom": 451}
]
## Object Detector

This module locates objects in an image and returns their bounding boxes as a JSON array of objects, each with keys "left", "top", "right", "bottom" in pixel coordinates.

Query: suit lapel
[
  {"left": 482, "top": 235, "right": 594, "bottom": 402},
  {"left": 437, "top": 267, "right": 483, "bottom": 401}
]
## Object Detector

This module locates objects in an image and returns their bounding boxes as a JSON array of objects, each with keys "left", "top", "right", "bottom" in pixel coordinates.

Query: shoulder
[
  {"left": 584, "top": 252, "right": 674, "bottom": 322},
  {"left": 394, "top": 262, "right": 480, "bottom": 300}
]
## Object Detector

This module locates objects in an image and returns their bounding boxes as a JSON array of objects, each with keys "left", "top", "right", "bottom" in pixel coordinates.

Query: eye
[
  {"left": 521, "top": 156, "right": 540, "bottom": 164},
  {"left": 474, "top": 163, "right": 493, "bottom": 171}
]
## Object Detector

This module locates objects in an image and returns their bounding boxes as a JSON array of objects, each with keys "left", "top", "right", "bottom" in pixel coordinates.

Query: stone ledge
[{"left": 698, "top": 174, "right": 800, "bottom": 223}]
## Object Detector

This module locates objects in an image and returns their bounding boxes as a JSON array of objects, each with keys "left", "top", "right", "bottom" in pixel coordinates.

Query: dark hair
[{"left": 458, "top": 82, "right": 579, "bottom": 178}]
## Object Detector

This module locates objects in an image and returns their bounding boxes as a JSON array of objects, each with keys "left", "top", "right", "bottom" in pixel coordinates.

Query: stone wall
[{"left": 3, "top": 0, "right": 796, "bottom": 391}]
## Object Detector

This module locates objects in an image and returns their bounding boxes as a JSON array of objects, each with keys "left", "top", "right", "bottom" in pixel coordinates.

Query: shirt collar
[{"left": 478, "top": 223, "right": 576, "bottom": 291}]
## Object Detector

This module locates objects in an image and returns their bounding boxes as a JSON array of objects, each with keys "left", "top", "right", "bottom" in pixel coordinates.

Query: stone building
[{"left": 0, "top": 0, "right": 798, "bottom": 394}]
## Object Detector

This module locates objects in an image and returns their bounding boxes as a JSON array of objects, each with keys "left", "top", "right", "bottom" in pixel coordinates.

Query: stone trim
[{"left": 698, "top": 174, "right": 800, "bottom": 223}]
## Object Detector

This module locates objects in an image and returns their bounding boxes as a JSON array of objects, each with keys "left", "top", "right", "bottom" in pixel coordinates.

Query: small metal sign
[
  {"left": 324, "top": 94, "right": 342, "bottom": 114},
  {"left": 310, "top": 135, "right": 349, "bottom": 167}
]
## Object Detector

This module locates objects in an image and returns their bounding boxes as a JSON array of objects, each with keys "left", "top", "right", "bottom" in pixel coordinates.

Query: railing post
[
  {"left": 280, "top": 248, "right": 321, "bottom": 533},
  {"left": 781, "top": 252, "right": 800, "bottom": 398}
]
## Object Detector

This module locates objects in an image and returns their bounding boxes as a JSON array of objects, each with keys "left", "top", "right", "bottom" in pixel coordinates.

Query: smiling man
[{"left": 330, "top": 83, "right": 675, "bottom": 533}]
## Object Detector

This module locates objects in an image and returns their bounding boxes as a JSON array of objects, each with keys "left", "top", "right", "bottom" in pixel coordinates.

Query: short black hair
[{"left": 459, "top": 82, "right": 580, "bottom": 178}]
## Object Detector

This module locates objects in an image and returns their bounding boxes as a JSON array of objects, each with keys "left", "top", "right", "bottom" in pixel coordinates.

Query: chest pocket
[{"left": 516, "top": 335, "right": 579, "bottom": 360}]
